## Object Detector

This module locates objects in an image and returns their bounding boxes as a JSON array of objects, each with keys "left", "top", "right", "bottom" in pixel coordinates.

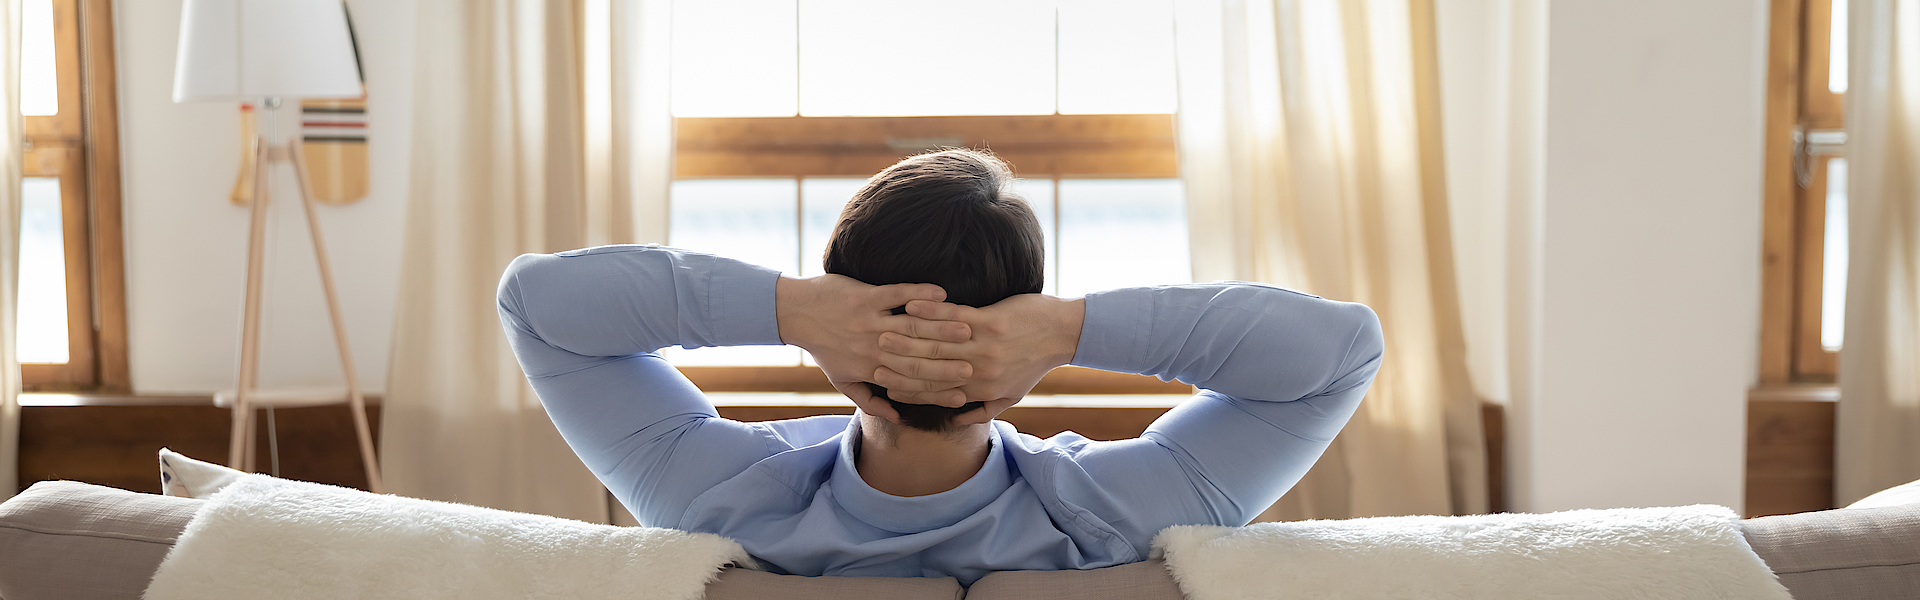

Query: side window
[
  {"left": 18, "top": 0, "right": 127, "bottom": 391},
  {"left": 1765, "top": 0, "right": 1847, "bottom": 383}
]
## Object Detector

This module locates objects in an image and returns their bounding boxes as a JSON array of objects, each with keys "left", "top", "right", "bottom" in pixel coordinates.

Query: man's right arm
[
  {"left": 497, "top": 245, "right": 788, "bottom": 526},
  {"left": 498, "top": 244, "right": 968, "bottom": 525}
]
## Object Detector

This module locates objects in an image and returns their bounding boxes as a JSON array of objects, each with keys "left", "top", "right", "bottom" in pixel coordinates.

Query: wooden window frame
[
  {"left": 1749, "top": 0, "right": 1845, "bottom": 517},
  {"left": 21, "top": 0, "right": 128, "bottom": 392},
  {"left": 674, "top": 115, "right": 1180, "bottom": 179},
  {"left": 672, "top": 114, "right": 1189, "bottom": 394},
  {"left": 1759, "top": 0, "right": 1844, "bottom": 385}
]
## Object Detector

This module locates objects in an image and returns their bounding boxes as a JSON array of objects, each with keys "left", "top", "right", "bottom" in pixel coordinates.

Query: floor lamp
[{"left": 173, "top": 0, "right": 382, "bottom": 492}]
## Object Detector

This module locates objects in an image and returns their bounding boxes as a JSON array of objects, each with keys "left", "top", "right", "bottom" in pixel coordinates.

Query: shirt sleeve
[
  {"left": 1057, "top": 282, "right": 1384, "bottom": 539},
  {"left": 495, "top": 244, "right": 791, "bottom": 527}
]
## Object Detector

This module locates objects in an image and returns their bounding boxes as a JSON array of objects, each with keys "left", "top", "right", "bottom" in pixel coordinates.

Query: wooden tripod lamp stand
[{"left": 172, "top": 0, "right": 382, "bottom": 492}]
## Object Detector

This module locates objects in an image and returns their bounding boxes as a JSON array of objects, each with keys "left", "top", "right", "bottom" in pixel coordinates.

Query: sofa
[{"left": 2, "top": 479, "right": 1916, "bottom": 600}]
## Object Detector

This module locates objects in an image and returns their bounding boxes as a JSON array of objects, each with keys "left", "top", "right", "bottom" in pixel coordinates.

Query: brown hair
[{"left": 824, "top": 149, "right": 1045, "bottom": 431}]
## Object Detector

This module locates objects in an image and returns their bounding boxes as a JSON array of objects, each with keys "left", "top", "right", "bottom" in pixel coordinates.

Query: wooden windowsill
[
  {"left": 20, "top": 393, "right": 215, "bottom": 406},
  {"left": 19, "top": 391, "right": 1187, "bottom": 409},
  {"left": 681, "top": 365, "right": 1191, "bottom": 395},
  {"left": 1747, "top": 384, "right": 1838, "bottom": 403},
  {"left": 707, "top": 392, "right": 1191, "bottom": 408},
  {"left": 18, "top": 393, "right": 390, "bottom": 407}
]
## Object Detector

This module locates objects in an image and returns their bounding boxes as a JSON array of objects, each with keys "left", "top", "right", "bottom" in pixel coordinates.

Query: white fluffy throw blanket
[
  {"left": 1151, "top": 505, "right": 1791, "bottom": 600},
  {"left": 144, "top": 475, "right": 752, "bottom": 600}
]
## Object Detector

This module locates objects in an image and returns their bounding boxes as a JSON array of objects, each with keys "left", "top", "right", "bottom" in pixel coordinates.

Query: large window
[
  {"left": 1761, "top": 0, "right": 1847, "bottom": 384},
  {"left": 668, "top": 0, "right": 1191, "bottom": 394},
  {"left": 16, "top": 0, "right": 126, "bottom": 391}
]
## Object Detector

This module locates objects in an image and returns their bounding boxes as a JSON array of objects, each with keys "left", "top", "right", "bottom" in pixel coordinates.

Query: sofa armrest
[
  {"left": 1742, "top": 502, "right": 1920, "bottom": 600},
  {"left": 0, "top": 480, "right": 203, "bottom": 600}
]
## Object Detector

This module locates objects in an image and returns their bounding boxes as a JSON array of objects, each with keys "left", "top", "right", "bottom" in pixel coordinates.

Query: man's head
[{"left": 824, "top": 149, "right": 1045, "bottom": 432}]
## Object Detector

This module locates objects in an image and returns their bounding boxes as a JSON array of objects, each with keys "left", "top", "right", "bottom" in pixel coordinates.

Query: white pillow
[
  {"left": 158, "top": 448, "right": 245, "bottom": 499},
  {"left": 1847, "top": 477, "right": 1920, "bottom": 509}
]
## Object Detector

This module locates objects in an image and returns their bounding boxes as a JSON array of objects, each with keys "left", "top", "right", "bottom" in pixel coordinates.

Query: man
[{"left": 497, "top": 149, "right": 1383, "bottom": 583}]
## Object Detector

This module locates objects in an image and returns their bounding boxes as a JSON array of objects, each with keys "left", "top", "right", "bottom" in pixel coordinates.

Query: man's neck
[{"left": 855, "top": 413, "right": 993, "bottom": 497}]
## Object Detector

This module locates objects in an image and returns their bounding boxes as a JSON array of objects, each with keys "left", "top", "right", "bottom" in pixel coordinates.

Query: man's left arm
[
  {"left": 1067, "top": 284, "right": 1384, "bottom": 528},
  {"left": 881, "top": 283, "right": 1383, "bottom": 539}
]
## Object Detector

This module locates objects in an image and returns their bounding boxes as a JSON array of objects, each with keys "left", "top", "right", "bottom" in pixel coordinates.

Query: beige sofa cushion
[
  {"left": 0, "top": 480, "right": 202, "bottom": 600},
  {"left": 1742, "top": 502, "right": 1920, "bottom": 600},
  {"left": 707, "top": 568, "right": 963, "bottom": 599},
  {"left": 966, "top": 560, "right": 1185, "bottom": 600},
  {"left": 0, "top": 480, "right": 966, "bottom": 600}
]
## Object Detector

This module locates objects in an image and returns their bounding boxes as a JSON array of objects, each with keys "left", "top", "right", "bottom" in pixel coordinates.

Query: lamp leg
[
  {"left": 289, "top": 140, "right": 384, "bottom": 493},
  {"left": 228, "top": 136, "right": 272, "bottom": 471}
]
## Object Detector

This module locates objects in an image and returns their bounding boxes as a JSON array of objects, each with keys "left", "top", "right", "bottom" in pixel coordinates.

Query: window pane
[
  {"left": 1056, "top": 179, "right": 1189, "bottom": 298},
  {"left": 1822, "top": 158, "right": 1848, "bottom": 351},
  {"left": 1057, "top": 0, "right": 1177, "bottom": 114},
  {"left": 801, "top": 177, "right": 1061, "bottom": 294},
  {"left": 671, "top": 179, "right": 800, "bottom": 272},
  {"left": 667, "top": 179, "right": 803, "bottom": 365},
  {"left": 1010, "top": 178, "right": 1058, "bottom": 296},
  {"left": 662, "top": 340, "right": 803, "bottom": 366},
  {"left": 18, "top": 177, "right": 66, "bottom": 363},
  {"left": 799, "top": 0, "right": 1054, "bottom": 116},
  {"left": 1830, "top": 0, "right": 1848, "bottom": 94},
  {"left": 671, "top": 0, "right": 798, "bottom": 117},
  {"left": 20, "top": 0, "right": 56, "bottom": 116},
  {"left": 799, "top": 178, "right": 864, "bottom": 277}
]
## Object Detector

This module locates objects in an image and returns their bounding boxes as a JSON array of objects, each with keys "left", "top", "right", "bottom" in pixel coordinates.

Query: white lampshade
[{"left": 172, "top": 0, "right": 362, "bottom": 102}]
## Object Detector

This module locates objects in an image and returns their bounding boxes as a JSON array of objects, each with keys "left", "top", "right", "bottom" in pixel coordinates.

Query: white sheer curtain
[
  {"left": 1432, "top": 0, "right": 1544, "bottom": 511},
  {"left": 0, "top": 0, "right": 20, "bottom": 502},
  {"left": 382, "top": 0, "right": 672, "bottom": 521},
  {"left": 1837, "top": 0, "right": 1920, "bottom": 504},
  {"left": 1174, "top": 0, "right": 1488, "bottom": 519}
]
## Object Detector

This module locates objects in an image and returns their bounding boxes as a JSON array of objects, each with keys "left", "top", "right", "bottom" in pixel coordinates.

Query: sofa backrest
[
  {"left": 0, "top": 481, "right": 200, "bottom": 600},
  {"left": 1742, "top": 502, "right": 1920, "bottom": 599},
  {"left": 5, "top": 479, "right": 1918, "bottom": 600},
  {"left": 0, "top": 480, "right": 966, "bottom": 600}
]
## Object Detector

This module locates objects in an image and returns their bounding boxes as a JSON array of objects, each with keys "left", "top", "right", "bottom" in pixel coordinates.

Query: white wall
[
  {"left": 115, "top": 0, "right": 1766, "bottom": 512},
  {"left": 118, "top": 0, "right": 416, "bottom": 395},
  {"left": 1440, "top": 0, "right": 1765, "bottom": 512},
  {"left": 1522, "top": 0, "right": 1766, "bottom": 511}
]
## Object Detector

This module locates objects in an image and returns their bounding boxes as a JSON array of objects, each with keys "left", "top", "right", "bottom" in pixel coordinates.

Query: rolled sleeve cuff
[
  {"left": 706, "top": 258, "right": 785, "bottom": 347},
  {"left": 1069, "top": 288, "right": 1152, "bottom": 374}
]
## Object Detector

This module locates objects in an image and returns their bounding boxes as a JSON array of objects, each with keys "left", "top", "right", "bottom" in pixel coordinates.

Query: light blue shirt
[{"left": 497, "top": 245, "right": 1383, "bottom": 584}]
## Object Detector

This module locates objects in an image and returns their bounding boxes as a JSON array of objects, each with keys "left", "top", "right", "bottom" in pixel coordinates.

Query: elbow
[
  {"left": 1348, "top": 303, "right": 1384, "bottom": 363},
  {"left": 497, "top": 253, "right": 552, "bottom": 320},
  {"left": 1327, "top": 302, "right": 1385, "bottom": 395}
]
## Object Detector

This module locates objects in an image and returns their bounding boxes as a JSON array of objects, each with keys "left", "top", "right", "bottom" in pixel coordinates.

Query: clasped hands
[{"left": 775, "top": 274, "right": 1083, "bottom": 428}]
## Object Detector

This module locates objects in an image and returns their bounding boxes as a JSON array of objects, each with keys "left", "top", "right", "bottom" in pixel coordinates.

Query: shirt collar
[{"left": 828, "top": 416, "right": 1012, "bottom": 534}]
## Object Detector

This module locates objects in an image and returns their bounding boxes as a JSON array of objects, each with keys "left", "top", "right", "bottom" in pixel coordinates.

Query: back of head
[{"left": 823, "top": 149, "right": 1045, "bottom": 431}]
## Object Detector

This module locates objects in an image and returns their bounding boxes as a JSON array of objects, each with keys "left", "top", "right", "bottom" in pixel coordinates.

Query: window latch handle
[{"left": 1794, "top": 127, "right": 1848, "bottom": 188}]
